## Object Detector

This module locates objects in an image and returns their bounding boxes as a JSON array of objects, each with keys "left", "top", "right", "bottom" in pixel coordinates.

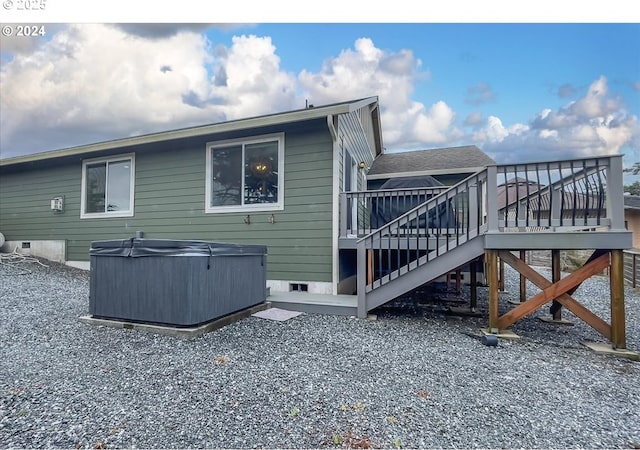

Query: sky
[{"left": 1, "top": 2, "right": 639, "bottom": 179}]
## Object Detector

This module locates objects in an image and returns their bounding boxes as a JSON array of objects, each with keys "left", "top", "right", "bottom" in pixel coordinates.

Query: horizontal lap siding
[
  {"left": 337, "top": 109, "right": 377, "bottom": 228},
  {"left": 0, "top": 124, "right": 334, "bottom": 282},
  {"left": 0, "top": 164, "right": 82, "bottom": 255}
]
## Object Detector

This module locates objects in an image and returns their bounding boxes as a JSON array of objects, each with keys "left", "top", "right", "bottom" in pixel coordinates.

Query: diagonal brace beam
[
  {"left": 496, "top": 252, "right": 610, "bottom": 330},
  {"left": 499, "top": 251, "right": 611, "bottom": 339}
]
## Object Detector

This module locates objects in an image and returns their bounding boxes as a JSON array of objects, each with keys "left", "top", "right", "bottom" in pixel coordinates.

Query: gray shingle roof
[
  {"left": 624, "top": 195, "right": 640, "bottom": 210},
  {"left": 367, "top": 145, "right": 495, "bottom": 177}
]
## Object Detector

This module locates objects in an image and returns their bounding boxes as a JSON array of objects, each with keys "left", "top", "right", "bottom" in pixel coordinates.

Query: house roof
[
  {"left": 497, "top": 177, "right": 605, "bottom": 212},
  {"left": 624, "top": 195, "right": 640, "bottom": 210},
  {"left": 366, "top": 145, "right": 495, "bottom": 180},
  {"left": 1, "top": 96, "right": 380, "bottom": 167}
]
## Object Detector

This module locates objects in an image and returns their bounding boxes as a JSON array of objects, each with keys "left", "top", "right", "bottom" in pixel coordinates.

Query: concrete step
[{"left": 267, "top": 292, "right": 357, "bottom": 316}]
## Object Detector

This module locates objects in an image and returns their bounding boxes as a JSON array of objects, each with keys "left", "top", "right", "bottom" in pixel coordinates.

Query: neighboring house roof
[
  {"left": 624, "top": 195, "right": 640, "bottom": 210},
  {"left": 367, "top": 145, "right": 495, "bottom": 180},
  {"left": 1, "top": 96, "right": 381, "bottom": 167},
  {"left": 497, "top": 177, "right": 543, "bottom": 210},
  {"left": 497, "top": 177, "right": 604, "bottom": 212}
]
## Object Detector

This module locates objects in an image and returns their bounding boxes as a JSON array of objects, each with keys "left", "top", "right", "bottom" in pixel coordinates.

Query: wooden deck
[{"left": 336, "top": 155, "right": 633, "bottom": 350}]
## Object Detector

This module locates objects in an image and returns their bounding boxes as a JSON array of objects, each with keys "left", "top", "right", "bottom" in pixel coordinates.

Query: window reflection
[
  {"left": 210, "top": 139, "right": 279, "bottom": 208},
  {"left": 84, "top": 158, "right": 132, "bottom": 214},
  {"left": 245, "top": 141, "right": 278, "bottom": 204},
  {"left": 211, "top": 145, "right": 242, "bottom": 206}
]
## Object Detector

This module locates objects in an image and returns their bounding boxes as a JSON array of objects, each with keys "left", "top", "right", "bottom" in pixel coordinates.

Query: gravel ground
[{"left": 1, "top": 258, "right": 639, "bottom": 449}]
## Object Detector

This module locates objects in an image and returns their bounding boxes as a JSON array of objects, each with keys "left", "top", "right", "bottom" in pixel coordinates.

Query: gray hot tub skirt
[{"left": 89, "top": 239, "right": 267, "bottom": 327}]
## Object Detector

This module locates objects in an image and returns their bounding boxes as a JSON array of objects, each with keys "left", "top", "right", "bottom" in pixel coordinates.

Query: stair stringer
[{"left": 365, "top": 235, "right": 485, "bottom": 313}]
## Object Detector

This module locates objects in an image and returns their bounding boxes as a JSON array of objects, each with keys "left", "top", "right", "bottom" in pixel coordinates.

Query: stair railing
[{"left": 356, "top": 168, "right": 488, "bottom": 297}]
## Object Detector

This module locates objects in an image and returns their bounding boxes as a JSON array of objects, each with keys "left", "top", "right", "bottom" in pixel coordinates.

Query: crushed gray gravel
[{"left": 1, "top": 259, "right": 639, "bottom": 449}]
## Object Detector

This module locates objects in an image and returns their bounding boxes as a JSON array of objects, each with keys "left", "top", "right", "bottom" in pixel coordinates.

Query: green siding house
[
  {"left": 0, "top": 97, "right": 383, "bottom": 295},
  {"left": 1, "top": 93, "right": 633, "bottom": 350}
]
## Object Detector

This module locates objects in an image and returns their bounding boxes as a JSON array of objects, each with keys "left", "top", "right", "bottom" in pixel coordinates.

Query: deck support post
[
  {"left": 499, "top": 257, "right": 505, "bottom": 292},
  {"left": 610, "top": 249, "right": 626, "bottom": 350},
  {"left": 519, "top": 250, "right": 527, "bottom": 303},
  {"left": 550, "top": 250, "right": 562, "bottom": 320},
  {"left": 470, "top": 259, "right": 478, "bottom": 311},
  {"left": 356, "top": 241, "right": 367, "bottom": 319},
  {"left": 367, "top": 250, "right": 374, "bottom": 286},
  {"left": 487, "top": 249, "right": 499, "bottom": 331}
]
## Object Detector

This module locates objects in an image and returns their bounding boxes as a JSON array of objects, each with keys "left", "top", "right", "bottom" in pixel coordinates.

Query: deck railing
[
  {"left": 340, "top": 187, "right": 448, "bottom": 236},
  {"left": 353, "top": 154, "right": 625, "bottom": 307},
  {"left": 491, "top": 156, "right": 621, "bottom": 232}
]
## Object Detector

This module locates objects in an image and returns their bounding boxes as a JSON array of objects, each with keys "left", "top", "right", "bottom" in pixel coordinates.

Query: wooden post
[
  {"left": 367, "top": 250, "right": 374, "bottom": 285},
  {"left": 550, "top": 249, "right": 562, "bottom": 320},
  {"left": 499, "top": 257, "right": 505, "bottom": 292},
  {"left": 519, "top": 250, "right": 527, "bottom": 303},
  {"left": 455, "top": 269, "right": 462, "bottom": 295},
  {"left": 610, "top": 249, "right": 626, "bottom": 349},
  {"left": 633, "top": 253, "right": 637, "bottom": 288},
  {"left": 487, "top": 250, "right": 499, "bottom": 331},
  {"left": 470, "top": 260, "right": 478, "bottom": 311}
]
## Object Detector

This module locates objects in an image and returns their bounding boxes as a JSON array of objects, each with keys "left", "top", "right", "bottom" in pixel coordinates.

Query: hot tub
[{"left": 89, "top": 238, "right": 267, "bottom": 327}]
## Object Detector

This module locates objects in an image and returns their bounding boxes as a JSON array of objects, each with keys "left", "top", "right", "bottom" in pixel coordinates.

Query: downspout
[
  {"left": 327, "top": 114, "right": 338, "bottom": 141},
  {"left": 329, "top": 114, "right": 340, "bottom": 295}
]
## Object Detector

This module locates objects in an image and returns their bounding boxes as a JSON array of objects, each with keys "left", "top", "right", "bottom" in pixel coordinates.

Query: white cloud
[
  {"left": 1, "top": 28, "right": 638, "bottom": 169},
  {"left": 0, "top": 26, "right": 297, "bottom": 157},
  {"left": 298, "top": 37, "right": 460, "bottom": 150},
  {"left": 210, "top": 35, "right": 298, "bottom": 119},
  {"left": 2, "top": 25, "right": 214, "bottom": 155},
  {"left": 475, "top": 76, "right": 639, "bottom": 163}
]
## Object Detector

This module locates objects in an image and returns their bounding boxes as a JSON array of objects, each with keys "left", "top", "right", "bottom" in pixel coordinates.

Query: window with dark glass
[
  {"left": 209, "top": 139, "right": 280, "bottom": 209},
  {"left": 83, "top": 157, "right": 133, "bottom": 216}
]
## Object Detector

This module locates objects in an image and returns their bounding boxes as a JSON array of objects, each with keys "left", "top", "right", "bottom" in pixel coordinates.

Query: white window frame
[
  {"left": 205, "top": 133, "right": 285, "bottom": 214},
  {"left": 80, "top": 153, "right": 135, "bottom": 219}
]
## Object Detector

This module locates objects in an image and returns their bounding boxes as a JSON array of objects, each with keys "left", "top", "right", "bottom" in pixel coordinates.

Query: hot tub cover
[{"left": 90, "top": 238, "right": 267, "bottom": 258}]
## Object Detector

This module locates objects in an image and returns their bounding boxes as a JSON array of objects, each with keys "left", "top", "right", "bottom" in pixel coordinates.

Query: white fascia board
[{"left": 346, "top": 96, "right": 379, "bottom": 113}]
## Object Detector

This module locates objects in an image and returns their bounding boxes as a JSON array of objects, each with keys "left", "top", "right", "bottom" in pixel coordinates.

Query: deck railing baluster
[
  {"left": 595, "top": 160, "right": 604, "bottom": 225},
  {"left": 514, "top": 166, "right": 520, "bottom": 228},
  {"left": 535, "top": 164, "right": 542, "bottom": 227},
  {"left": 581, "top": 166, "right": 590, "bottom": 226},
  {"left": 546, "top": 163, "right": 553, "bottom": 227},
  {"left": 558, "top": 161, "right": 566, "bottom": 227},
  {"left": 524, "top": 167, "right": 531, "bottom": 228},
  {"left": 502, "top": 165, "right": 509, "bottom": 228},
  {"left": 570, "top": 160, "right": 577, "bottom": 226}
]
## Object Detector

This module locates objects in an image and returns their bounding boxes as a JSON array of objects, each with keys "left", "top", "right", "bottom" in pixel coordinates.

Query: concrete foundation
[
  {"left": 582, "top": 341, "right": 639, "bottom": 361},
  {"left": 79, "top": 302, "right": 270, "bottom": 339},
  {"left": 480, "top": 328, "right": 521, "bottom": 339},
  {"left": 1, "top": 240, "right": 66, "bottom": 263}
]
